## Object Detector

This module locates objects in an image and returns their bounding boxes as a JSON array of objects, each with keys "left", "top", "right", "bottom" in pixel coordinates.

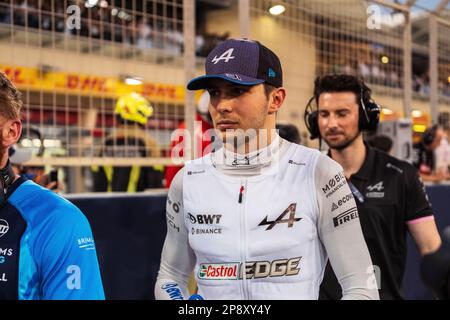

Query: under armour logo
[
  {"left": 258, "top": 203, "right": 301, "bottom": 231},
  {"left": 212, "top": 48, "right": 235, "bottom": 64}
]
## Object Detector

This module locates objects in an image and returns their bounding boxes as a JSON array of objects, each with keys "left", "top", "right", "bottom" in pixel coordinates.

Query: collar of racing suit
[{"left": 210, "top": 134, "right": 290, "bottom": 176}]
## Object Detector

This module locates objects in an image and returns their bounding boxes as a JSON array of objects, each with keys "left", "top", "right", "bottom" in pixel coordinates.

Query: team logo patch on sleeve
[
  {"left": 77, "top": 237, "right": 96, "bottom": 251},
  {"left": 333, "top": 207, "right": 359, "bottom": 227}
]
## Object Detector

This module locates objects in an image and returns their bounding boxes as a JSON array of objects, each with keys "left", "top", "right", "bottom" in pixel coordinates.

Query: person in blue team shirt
[{"left": 0, "top": 71, "right": 105, "bottom": 300}]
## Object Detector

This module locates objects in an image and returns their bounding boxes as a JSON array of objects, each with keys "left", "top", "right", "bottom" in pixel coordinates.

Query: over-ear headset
[
  {"left": 0, "top": 160, "right": 16, "bottom": 207},
  {"left": 422, "top": 125, "right": 438, "bottom": 146},
  {"left": 304, "top": 83, "right": 380, "bottom": 140}
]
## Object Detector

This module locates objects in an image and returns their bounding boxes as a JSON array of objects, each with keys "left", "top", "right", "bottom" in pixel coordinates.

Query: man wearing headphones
[
  {"left": 413, "top": 125, "right": 448, "bottom": 182},
  {"left": 304, "top": 74, "right": 442, "bottom": 299},
  {"left": 0, "top": 72, "right": 104, "bottom": 299}
]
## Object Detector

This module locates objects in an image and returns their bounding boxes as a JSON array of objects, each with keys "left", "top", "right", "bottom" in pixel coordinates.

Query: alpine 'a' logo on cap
[
  {"left": 0, "top": 219, "right": 9, "bottom": 238},
  {"left": 212, "top": 48, "right": 235, "bottom": 64}
]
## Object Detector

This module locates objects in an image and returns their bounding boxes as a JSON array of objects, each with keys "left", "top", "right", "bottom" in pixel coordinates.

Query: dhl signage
[{"left": 0, "top": 64, "right": 185, "bottom": 103}]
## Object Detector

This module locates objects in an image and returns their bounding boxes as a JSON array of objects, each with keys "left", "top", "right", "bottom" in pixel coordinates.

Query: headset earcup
[
  {"left": 360, "top": 101, "right": 380, "bottom": 131},
  {"left": 423, "top": 125, "right": 438, "bottom": 145},
  {"left": 304, "top": 97, "right": 321, "bottom": 140},
  {"left": 307, "top": 110, "right": 321, "bottom": 139}
]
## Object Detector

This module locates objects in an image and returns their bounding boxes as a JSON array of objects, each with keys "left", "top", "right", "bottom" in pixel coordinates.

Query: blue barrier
[
  {"left": 67, "top": 192, "right": 167, "bottom": 300},
  {"left": 66, "top": 184, "right": 450, "bottom": 300},
  {"left": 403, "top": 184, "right": 450, "bottom": 299}
]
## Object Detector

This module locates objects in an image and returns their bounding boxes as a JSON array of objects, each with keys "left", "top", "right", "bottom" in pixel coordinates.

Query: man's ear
[
  {"left": 268, "top": 87, "right": 286, "bottom": 115},
  {"left": 2, "top": 119, "right": 22, "bottom": 149}
]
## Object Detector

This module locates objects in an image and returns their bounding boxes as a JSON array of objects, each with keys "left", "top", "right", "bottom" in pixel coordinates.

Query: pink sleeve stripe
[{"left": 407, "top": 216, "right": 435, "bottom": 225}]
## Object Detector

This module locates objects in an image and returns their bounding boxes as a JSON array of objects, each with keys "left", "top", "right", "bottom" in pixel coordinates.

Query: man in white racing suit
[{"left": 155, "top": 38, "right": 379, "bottom": 300}]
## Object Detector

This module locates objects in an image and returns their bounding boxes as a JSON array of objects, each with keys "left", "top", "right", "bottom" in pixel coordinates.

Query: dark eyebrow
[
  {"left": 318, "top": 107, "right": 352, "bottom": 113},
  {"left": 335, "top": 108, "right": 351, "bottom": 112}
]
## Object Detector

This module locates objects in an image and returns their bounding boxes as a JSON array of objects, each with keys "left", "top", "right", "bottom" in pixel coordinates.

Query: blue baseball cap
[{"left": 187, "top": 38, "right": 283, "bottom": 90}]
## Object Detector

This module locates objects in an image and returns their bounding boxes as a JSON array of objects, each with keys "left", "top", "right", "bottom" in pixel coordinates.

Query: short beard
[{"left": 324, "top": 131, "right": 361, "bottom": 151}]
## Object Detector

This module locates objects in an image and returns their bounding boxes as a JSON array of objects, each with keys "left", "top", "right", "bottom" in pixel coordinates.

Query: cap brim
[{"left": 187, "top": 74, "right": 264, "bottom": 90}]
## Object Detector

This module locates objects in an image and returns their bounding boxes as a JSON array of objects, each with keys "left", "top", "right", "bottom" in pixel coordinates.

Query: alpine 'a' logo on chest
[
  {"left": 258, "top": 203, "right": 301, "bottom": 231},
  {"left": 366, "top": 181, "right": 385, "bottom": 198}
]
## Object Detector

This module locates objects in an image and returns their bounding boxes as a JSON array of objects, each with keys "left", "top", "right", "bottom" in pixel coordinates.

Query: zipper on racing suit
[{"left": 239, "top": 179, "right": 249, "bottom": 299}]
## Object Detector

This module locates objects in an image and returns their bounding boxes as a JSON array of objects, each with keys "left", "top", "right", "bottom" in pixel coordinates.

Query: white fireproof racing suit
[{"left": 155, "top": 136, "right": 379, "bottom": 300}]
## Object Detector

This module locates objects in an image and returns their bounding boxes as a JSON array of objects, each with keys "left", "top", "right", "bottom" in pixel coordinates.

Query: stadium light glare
[
  {"left": 411, "top": 110, "right": 423, "bottom": 118},
  {"left": 448, "top": 76, "right": 450, "bottom": 83},
  {"left": 381, "top": 56, "right": 389, "bottom": 64},
  {"left": 43, "top": 139, "right": 62, "bottom": 148},
  {"left": 124, "top": 77, "right": 143, "bottom": 86},
  {"left": 382, "top": 108, "right": 393, "bottom": 115},
  {"left": 85, "top": 0, "right": 99, "bottom": 8},
  {"left": 269, "top": 5, "right": 286, "bottom": 15}
]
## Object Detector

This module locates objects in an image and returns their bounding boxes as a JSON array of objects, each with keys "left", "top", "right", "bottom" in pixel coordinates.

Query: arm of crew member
[
  {"left": 418, "top": 172, "right": 446, "bottom": 182},
  {"left": 408, "top": 220, "right": 442, "bottom": 256},
  {"left": 154, "top": 169, "right": 196, "bottom": 300},
  {"left": 315, "top": 154, "right": 379, "bottom": 300},
  {"left": 405, "top": 168, "right": 442, "bottom": 256}
]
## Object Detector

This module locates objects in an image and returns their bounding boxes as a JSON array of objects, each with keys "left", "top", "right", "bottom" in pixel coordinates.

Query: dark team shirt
[
  {"left": 412, "top": 142, "right": 435, "bottom": 175},
  {"left": 320, "top": 144, "right": 434, "bottom": 300}
]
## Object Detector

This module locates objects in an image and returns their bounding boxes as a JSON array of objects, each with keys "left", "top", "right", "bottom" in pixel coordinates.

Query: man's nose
[
  {"left": 327, "top": 114, "right": 339, "bottom": 129},
  {"left": 215, "top": 97, "right": 233, "bottom": 113}
]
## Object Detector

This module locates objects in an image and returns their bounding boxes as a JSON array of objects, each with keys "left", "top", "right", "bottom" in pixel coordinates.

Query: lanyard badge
[{"left": 348, "top": 181, "right": 365, "bottom": 204}]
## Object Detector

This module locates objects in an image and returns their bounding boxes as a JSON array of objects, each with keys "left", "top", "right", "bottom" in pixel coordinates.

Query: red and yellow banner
[{"left": 0, "top": 64, "right": 186, "bottom": 103}]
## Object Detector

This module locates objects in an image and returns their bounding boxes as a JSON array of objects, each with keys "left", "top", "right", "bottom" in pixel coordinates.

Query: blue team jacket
[{"left": 0, "top": 177, "right": 105, "bottom": 300}]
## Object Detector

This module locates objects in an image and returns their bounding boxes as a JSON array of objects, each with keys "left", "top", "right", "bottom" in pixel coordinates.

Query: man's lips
[
  {"left": 217, "top": 120, "right": 238, "bottom": 129},
  {"left": 325, "top": 132, "right": 343, "bottom": 139}
]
